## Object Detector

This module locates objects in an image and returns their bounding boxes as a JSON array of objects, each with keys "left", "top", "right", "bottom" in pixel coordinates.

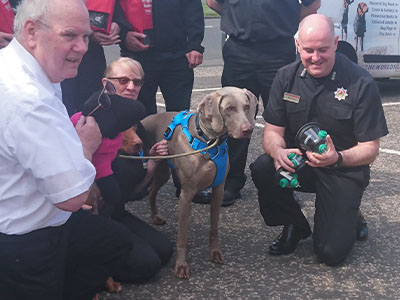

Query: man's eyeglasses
[
  {"left": 107, "top": 77, "right": 144, "bottom": 87},
  {"left": 87, "top": 81, "right": 116, "bottom": 116}
]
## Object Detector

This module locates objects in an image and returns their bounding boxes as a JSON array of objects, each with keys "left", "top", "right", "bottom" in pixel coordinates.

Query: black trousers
[
  {"left": 0, "top": 210, "right": 132, "bottom": 300},
  {"left": 134, "top": 56, "right": 194, "bottom": 115},
  {"left": 96, "top": 174, "right": 122, "bottom": 219},
  {"left": 111, "top": 158, "right": 174, "bottom": 283},
  {"left": 221, "top": 38, "right": 296, "bottom": 192},
  {"left": 114, "top": 210, "right": 173, "bottom": 283},
  {"left": 250, "top": 154, "right": 370, "bottom": 266},
  {"left": 61, "top": 42, "right": 106, "bottom": 116}
]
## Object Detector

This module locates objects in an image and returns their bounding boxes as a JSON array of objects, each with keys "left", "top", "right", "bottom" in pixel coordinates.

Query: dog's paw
[
  {"left": 209, "top": 249, "right": 224, "bottom": 264},
  {"left": 174, "top": 262, "right": 190, "bottom": 279},
  {"left": 105, "top": 277, "right": 122, "bottom": 293},
  {"left": 152, "top": 214, "right": 166, "bottom": 225}
]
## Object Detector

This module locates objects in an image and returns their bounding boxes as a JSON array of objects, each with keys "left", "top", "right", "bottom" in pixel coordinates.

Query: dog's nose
[
  {"left": 134, "top": 143, "right": 144, "bottom": 153},
  {"left": 242, "top": 128, "right": 253, "bottom": 137}
]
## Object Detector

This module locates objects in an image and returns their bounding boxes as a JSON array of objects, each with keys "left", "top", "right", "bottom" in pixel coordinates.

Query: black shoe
[
  {"left": 357, "top": 211, "right": 368, "bottom": 241},
  {"left": 222, "top": 189, "right": 240, "bottom": 207},
  {"left": 269, "top": 224, "right": 311, "bottom": 256},
  {"left": 192, "top": 190, "right": 212, "bottom": 204}
]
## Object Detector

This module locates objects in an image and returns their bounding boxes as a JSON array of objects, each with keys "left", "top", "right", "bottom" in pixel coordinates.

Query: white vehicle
[{"left": 319, "top": 0, "right": 400, "bottom": 79}]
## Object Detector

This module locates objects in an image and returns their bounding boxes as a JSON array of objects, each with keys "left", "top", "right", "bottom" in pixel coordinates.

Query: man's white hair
[
  {"left": 13, "top": 0, "right": 86, "bottom": 37},
  {"left": 13, "top": 0, "right": 51, "bottom": 37}
]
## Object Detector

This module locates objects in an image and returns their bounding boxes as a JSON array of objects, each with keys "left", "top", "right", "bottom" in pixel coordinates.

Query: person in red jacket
[{"left": 0, "top": 0, "right": 17, "bottom": 49}]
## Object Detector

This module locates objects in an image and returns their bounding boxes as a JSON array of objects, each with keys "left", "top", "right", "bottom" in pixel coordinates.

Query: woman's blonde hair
[{"left": 104, "top": 57, "right": 144, "bottom": 79}]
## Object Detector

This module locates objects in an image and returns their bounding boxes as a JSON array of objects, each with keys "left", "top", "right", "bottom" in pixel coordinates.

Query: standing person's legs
[
  {"left": 221, "top": 58, "right": 259, "bottom": 204},
  {"left": 61, "top": 78, "right": 80, "bottom": 116},
  {"left": 61, "top": 42, "right": 106, "bottom": 116},
  {"left": 76, "top": 43, "right": 106, "bottom": 109},
  {"left": 159, "top": 56, "right": 194, "bottom": 112},
  {"left": 313, "top": 168, "right": 369, "bottom": 266},
  {"left": 63, "top": 210, "right": 133, "bottom": 300},
  {"left": 137, "top": 60, "right": 161, "bottom": 115}
]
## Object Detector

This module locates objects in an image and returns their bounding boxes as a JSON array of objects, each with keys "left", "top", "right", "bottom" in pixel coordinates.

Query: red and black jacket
[
  {"left": 0, "top": 1, "right": 14, "bottom": 34},
  {"left": 114, "top": 0, "right": 204, "bottom": 60}
]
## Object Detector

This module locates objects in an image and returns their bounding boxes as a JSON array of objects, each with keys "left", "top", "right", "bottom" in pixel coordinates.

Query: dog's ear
[
  {"left": 244, "top": 88, "right": 258, "bottom": 122},
  {"left": 197, "top": 91, "right": 225, "bottom": 133}
]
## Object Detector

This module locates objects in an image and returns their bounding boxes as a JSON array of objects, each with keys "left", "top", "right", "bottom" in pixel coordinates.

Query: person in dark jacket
[
  {"left": 250, "top": 14, "right": 388, "bottom": 265},
  {"left": 114, "top": 0, "right": 205, "bottom": 115},
  {"left": 206, "top": 0, "right": 321, "bottom": 206}
]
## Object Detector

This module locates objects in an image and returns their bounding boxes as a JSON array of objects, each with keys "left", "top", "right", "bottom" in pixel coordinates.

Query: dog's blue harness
[{"left": 163, "top": 111, "right": 228, "bottom": 188}]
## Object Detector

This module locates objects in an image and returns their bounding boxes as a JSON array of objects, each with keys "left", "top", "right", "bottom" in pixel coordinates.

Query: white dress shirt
[{"left": 0, "top": 39, "right": 96, "bottom": 235}]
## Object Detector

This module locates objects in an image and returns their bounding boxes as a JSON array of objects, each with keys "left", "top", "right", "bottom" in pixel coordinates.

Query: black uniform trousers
[
  {"left": 250, "top": 153, "right": 370, "bottom": 266},
  {"left": 0, "top": 210, "right": 132, "bottom": 300},
  {"left": 221, "top": 38, "right": 295, "bottom": 192},
  {"left": 61, "top": 42, "right": 106, "bottom": 116},
  {"left": 135, "top": 55, "right": 194, "bottom": 115}
]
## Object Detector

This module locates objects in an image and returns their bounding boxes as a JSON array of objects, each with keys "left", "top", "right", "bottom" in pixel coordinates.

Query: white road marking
[
  {"left": 379, "top": 148, "right": 400, "bottom": 155},
  {"left": 383, "top": 102, "right": 400, "bottom": 106}
]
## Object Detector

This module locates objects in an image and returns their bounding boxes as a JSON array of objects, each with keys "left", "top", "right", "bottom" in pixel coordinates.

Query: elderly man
[
  {"left": 0, "top": 1, "right": 132, "bottom": 299},
  {"left": 250, "top": 14, "right": 388, "bottom": 266}
]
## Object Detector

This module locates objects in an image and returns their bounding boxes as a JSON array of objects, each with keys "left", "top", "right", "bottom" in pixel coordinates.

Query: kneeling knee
[{"left": 250, "top": 154, "right": 274, "bottom": 188}]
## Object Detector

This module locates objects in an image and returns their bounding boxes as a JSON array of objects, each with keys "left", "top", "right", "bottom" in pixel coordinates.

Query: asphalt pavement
[{"left": 101, "top": 20, "right": 400, "bottom": 300}]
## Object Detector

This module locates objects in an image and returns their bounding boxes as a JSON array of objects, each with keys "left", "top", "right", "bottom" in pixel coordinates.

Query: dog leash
[{"left": 118, "top": 137, "right": 219, "bottom": 160}]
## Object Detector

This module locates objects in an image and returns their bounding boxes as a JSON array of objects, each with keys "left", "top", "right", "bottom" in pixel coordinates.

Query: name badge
[{"left": 283, "top": 92, "right": 300, "bottom": 103}]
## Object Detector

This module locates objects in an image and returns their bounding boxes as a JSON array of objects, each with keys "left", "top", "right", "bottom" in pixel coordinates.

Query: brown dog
[{"left": 141, "top": 87, "right": 257, "bottom": 279}]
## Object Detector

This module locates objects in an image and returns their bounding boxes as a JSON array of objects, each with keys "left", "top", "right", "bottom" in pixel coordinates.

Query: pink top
[{"left": 71, "top": 112, "right": 122, "bottom": 180}]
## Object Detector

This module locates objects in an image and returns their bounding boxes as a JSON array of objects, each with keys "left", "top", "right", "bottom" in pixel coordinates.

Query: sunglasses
[
  {"left": 107, "top": 76, "right": 144, "bottom": 87},
  {"left": 87, "top": 81, "right": 116, "bottom": 116}
]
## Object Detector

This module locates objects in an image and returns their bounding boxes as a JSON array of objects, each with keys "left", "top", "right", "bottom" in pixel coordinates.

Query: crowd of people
[{"left": 0, "top": 0, "right": 388, "bottom": 299}]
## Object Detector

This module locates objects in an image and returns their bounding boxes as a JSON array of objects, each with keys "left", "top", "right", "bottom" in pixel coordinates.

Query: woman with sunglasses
[{"left": 72, "top": 58, "right": 173, "bottom": 292}]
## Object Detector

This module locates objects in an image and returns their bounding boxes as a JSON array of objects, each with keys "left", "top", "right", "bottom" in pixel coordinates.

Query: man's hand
[
  {"left": 75, "top": 115, "right": 102, "bottom": 161},
  {"left": 305, "top": 135, "right": 339, "bottom": 168},
  {"left": 90, "top": 22, "right": 121, "bottom": 46},
  {"left": 206, "top": 0, "right": 222, "bottom": 14},
  {"left": 0, "top": 32, "right": 13, "bottom": 49},
  {"left": 125, "top": 31, "right": 150, "bottom": 52},
  {"left": 274, "top": 148, "right": 304, "bottom": 173},
  {"left": 186, "top": 50, "right": 203, "bottom": 69}
]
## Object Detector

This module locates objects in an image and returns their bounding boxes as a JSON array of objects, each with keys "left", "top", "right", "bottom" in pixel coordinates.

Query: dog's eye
[
  {"left": 225, "top": 106, "right": 234, "bottom": 113},
  {"left": 244, "top": 104, "right": 250, "bottom": 111}
]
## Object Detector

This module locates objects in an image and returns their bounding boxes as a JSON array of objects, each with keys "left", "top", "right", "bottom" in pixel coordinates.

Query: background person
[
  {"left": 0, "top": 0, "right": 133, "bottom": 299},
  {"left": 250, "top": 14, "right": 388, "bottom": 266},
  {"left": 61, "top": 0, "right": 122, "bottom": 116},
  {"left": 205, "top": 0, "right": 321, "bottom": 206},
  {"left": 113, "top": 0, "right": 205, "bottom": 115},
  {"left": 0, "top": 0, "right": 20, "bottom": 49}
]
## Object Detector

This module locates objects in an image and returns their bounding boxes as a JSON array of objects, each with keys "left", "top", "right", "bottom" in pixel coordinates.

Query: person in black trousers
[
  {"left": 250, "top": 15, "right": 388, "bottom": 266},
  {"left": 206, "top": 0, "right": 321, "bottom": 206}
]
